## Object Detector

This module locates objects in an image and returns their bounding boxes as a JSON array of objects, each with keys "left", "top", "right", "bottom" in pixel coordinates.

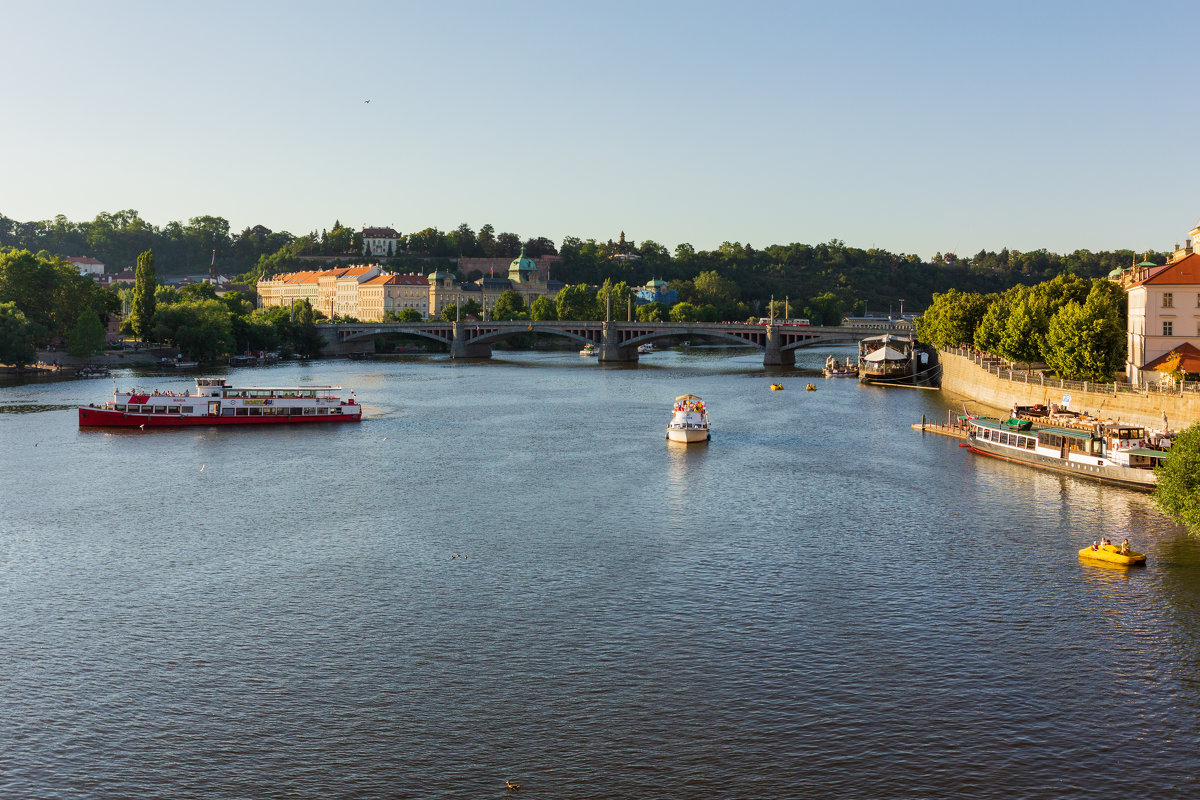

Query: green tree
[
  {"left": 440, "top": 303, "right": 460, "bottom": 322},
  {"left": 595, "top": 279, "right": 631, "bottom": 320},
  {"left": 396, "top": 308, "right": 424, "bottom": 322},
  {"left": 491, "top": 289, "right": 526, "bottom": 320},
  {"left": 460, "top": 299, "right": 483, "bottom": 318},
  {"left": 530, "top": 295, "right": 557, "bottom": 321},
  {"left": 0, "top": 301, "right": 38, "bottom": 366},
  {"left": 131, "top": 249, "right": 157, "bottom": 340},
  {"left": 998, "top": 292, "right": 1048, "bottom": 368},
  {"left": 1154, "top": 422, "right": 1200, "bottom": 533},
  {"left": 1042, "top": 285, "right": 1125, "bottom": 381},
  {"left": 65, "top": 309, "right": 106, "bottom": 357},
  {"left": 669, "top": 302, "right": 699, "bottom": 322},
  {"left": 974, "top": 294, "right": 1010, "bottom": 353},
  {"left": 636, "top": 302, "right": 667, "bottom": 322},
  {"left": 180, "top": 282, "right": 218, "bottom": 301},
  {"left": 804, "top": 291, "right": 845, "bottom": 327},
  {"left": 555, "top": 284, "right": 598, "bottom": 320},
  {"left": 916, "top": 288, "right": 988, "bottom": 347},
  {"left": 150, "top": 299, "right": 234, "bottom": 360}
]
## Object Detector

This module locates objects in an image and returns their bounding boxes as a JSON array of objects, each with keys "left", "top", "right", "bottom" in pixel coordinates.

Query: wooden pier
[{"left": 912, "top": 411, "right": 971, "bottom": 440}]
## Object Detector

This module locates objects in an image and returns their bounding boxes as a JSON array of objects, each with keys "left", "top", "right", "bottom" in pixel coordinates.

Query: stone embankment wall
[{"left": 939, "top": 350, "right": 1200, "bottom": 429}]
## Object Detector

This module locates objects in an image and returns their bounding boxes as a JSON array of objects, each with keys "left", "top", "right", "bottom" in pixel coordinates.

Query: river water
[{"left": 2, "top": 347, "right": 1199, "bottom": 799}]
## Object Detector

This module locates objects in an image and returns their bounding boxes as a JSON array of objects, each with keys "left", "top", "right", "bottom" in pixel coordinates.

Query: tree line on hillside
[
  {"left": 0, "top": 247, "right": 323, "bottom": 367},
  {"left": 0, "top": 211, "right": 1164, "bottom": 318},
  {"left": 915, "top": 274, "right": 1126, "bottom": 381}
]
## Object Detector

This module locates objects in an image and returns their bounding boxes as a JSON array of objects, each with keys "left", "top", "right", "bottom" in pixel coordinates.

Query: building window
[
  {"left": 1163, "top": 321, "right": 1173, "bottom": 336},
  {"left": 1163, "top": 293, "right": 1174, "bottom": 308}
]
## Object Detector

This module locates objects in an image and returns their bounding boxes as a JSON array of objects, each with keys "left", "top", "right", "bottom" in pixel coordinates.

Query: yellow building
[{"left": 258, "top": 266, "right": 428, "bottom": 321}]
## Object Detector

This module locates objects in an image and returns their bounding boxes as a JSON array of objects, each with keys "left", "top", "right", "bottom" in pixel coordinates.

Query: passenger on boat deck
[
  {"left": 1091, "top": 541, "right": 1100, "bottom": 551},
  {"left": 1121, "top": 539, "right": 1131, "bottom": 555},
  {"left": 1101, "top": 537, "right": 1111, "bottom": 548}
]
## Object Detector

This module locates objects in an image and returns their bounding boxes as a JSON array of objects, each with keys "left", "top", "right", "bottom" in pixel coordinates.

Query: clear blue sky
[{"left": 2, "top": 0, "right": 1195, "bottom": 258}]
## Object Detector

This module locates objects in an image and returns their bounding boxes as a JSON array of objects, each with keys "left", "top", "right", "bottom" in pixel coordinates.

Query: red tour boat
[{"left": 78, "top": 377, "right": 362, "bottom": 427}]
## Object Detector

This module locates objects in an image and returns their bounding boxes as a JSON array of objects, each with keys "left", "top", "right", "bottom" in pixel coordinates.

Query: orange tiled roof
[
  {"left": 1128, "top": 253, "right": 1200, "bottom": 287},
  {"left": 1144, "top": 342, "right": 1200, "bottom": 372}
]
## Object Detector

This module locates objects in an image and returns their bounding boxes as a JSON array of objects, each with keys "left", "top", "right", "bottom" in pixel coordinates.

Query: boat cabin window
[
  {"left": 115, "top": 404, "right": 126, "bottom": 411},
  {"left": 182, "top": 407, "right": 193, "bottom": 414},
  {"left": 222, "top": 408, "right": 234, "bottom": 416}
]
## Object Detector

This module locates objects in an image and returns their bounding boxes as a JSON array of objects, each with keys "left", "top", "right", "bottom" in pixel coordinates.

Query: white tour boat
[
  {"left": 667, "top": 394, "right": 710, "bottom": 443},
  {"left": 966, "top": 416, "right": 1166, "bottom": 490},
  {"left": 580, "top": 343, "right": 598, "bottom": 357},
  {"left": 78, "top": 377, "right": 363, "bottom": 427}
]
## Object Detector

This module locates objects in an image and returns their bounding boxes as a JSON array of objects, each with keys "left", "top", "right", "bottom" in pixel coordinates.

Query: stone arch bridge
[{"left": 319, "top": 321, "right": 905, "bottom": 367}]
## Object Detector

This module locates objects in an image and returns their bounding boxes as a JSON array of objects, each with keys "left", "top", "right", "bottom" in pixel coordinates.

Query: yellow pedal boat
[
  {"left": 1078, "top": 543, "right": 1146, "bottom": 566},
  {"left": 805, "top": 384, "right": 817, "bottom": 391},
  {"left": 769, "top": 383, "right": 784, "bottom": 391}
]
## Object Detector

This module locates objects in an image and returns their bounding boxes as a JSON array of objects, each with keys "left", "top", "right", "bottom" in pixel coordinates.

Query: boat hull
[
  {"left": 667, "top": 427, "right": 709, "bottom": 443},
  {"left": 1079, "top": 545, "right": 1146, "bottom": 566},
  {"left": 78, "top": 406, "right": 361, "bottom": 427},
  {"left": 967, "top": 436, "right": 1155, "bottom": 491}
]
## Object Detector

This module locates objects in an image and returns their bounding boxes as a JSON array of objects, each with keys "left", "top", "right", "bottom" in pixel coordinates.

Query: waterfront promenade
[{"left": 939, "top": 347, "right": 1200, "bottom": 428}]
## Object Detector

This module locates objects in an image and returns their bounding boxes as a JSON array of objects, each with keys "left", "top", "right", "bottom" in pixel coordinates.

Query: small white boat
[
  {"left": 579, "top": 343, "right": 598, "bottom": 357},
  {"left": 667, "top": 393, "right": 710, "bottom": 443},
  {"left": 637, "top": 343, "right": 655, "bottom": 354}
]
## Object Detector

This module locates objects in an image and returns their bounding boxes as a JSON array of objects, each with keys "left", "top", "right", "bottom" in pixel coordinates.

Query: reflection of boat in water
[
  {"left": 823, "top": 354, "right": 858, "bottom": 377},
  {"left": 966, "top": 416, "right": 1166, "bottom": 490},
  {"left": 857, "top": 334, "right": 939, "bottom": 386},
  {"left": 667, "top": 393, "right": 710, "bottom": 443},
  {"left": 579, "top": 343, "right": 598, "bottom": 357},
  {"left": 1079, "top": 543, "right": 1146, "bottom": 566}
]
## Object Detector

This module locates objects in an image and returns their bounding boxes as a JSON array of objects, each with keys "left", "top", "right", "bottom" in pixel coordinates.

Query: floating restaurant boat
[
  {"left": 579, "top": 343, "right": 598, "bottom": 357},
  {"left": 1078, "top": 543, "right": 1146, "bottom": 566},
  {"left": 78, "top": 377, "right": 363, "bottom": 427},
  {"left": 667, "top": 394, "right": 710, "bottom": 443},
  {"left": 857, "top": 334, "right": 939, "bottom": 387},
  {"left": 965, "top": 416, "right": 1167, "bottom": 490}
]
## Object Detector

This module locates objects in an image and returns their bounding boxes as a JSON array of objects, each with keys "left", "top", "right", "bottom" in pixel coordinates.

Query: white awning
[{"left": 864, "top": 346, "right": 907, "bottom": 363}]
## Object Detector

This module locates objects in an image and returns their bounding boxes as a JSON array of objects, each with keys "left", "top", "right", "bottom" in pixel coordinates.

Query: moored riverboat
[
  {"left": 667, "top": 394, "right": 710, "bottom": 443},
  {"left": 966, "top": 416, "right": 1166, "bottom": 490},
  {"left": 858, "top": 334, "right": 939, "bottom": 386},
  {"left": 78, "top": 377, "right": 362, "bottom": 427}
]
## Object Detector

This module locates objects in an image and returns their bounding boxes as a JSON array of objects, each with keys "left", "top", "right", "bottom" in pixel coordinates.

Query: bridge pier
[
  {"left": 598, "top": 322, "right": 638, "bottom": 363},
  {"left": 763, "top": 326, "right": 796, "bottom": 367},
  {"left": 450, "top": 323, "right": 493, "bottom": 359}
]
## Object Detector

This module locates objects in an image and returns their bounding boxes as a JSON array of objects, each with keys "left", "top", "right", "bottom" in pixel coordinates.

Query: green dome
[
  {"left": 508, "top": 246, "right": 537, "bottom": 282},
  {"left": 1137, "top": 261, "right": 1157, "bottom": 268},
  {"left": 646, "top": 278, "right": 668, "bottom": 288},
  {"left": 428, "top": 269, "right": 454, "bottom": 281},
  {"left": 1108, "top": 268, "right": 1122, "bottom": 278}
]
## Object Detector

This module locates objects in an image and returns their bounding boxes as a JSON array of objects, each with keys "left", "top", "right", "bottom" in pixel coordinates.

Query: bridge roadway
[{"left": 318, "top": 320, "right": 907, "bottom": 367}]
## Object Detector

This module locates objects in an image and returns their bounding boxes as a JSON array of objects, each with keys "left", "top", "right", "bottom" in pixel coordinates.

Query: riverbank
[{"left": 939, "top": 348, "right": 1200, "bottom": 428}]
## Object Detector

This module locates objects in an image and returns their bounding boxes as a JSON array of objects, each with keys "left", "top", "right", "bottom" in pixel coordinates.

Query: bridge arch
[
  {"left": 337, "top": 327, "right": 453, "bottom": 346},
  {"left": 465, "top": 325, "right": 600, "bottom": 348}
]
